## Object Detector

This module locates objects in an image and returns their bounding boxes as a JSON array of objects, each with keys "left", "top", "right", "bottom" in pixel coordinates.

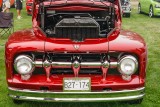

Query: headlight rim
[
  {"left": 118, "top": 55, "right": 138, "bottom": 76},
  {"left": 14, "top": 55, "right": 35, "bottom": 75}
]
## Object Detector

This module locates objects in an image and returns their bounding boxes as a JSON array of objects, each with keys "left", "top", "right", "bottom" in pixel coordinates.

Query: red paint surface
[
  {"left": 0, "top": 0, "right": 2, "bottom": 8},
  {"left": 8, "top": 74, "right": 145, "bottom": 90}
]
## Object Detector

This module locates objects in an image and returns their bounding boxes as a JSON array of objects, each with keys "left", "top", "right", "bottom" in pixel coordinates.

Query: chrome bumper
[{"left": 8, "top": 87, "right": 145, "bottom": 102}]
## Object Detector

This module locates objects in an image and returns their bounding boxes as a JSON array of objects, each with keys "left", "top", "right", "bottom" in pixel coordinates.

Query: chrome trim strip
[
  {"left": 51, "top": 62, "right": 72, "bottom": 67},
  {"left": 110, "top": 62, "right": 118, "bottom": 68},
  {"left": 34, "top": 61, "right": 43, "bottom": 67},
  {"left": 9, "top": 94, "right": 144, "bottom": 102},
  {"left": 33, "top": 61, "right": 118, "bottom": 68},
  {"left": 8, "top": 87, "right": 145, "bottom": 94},
  {"left": 81, "top": 62, "right": 101, "bottom": 68}
]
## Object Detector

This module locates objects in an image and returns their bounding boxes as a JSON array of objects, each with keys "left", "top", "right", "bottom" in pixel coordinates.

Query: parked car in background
[
  {"left": 0, "top": 0, "right": 2, "bottom": 11},
  {"left": 138, "top": 0, "right": 160, "bottom": 17},
  {"left": 121, "top": 0, "right": 131, "bottom": 17},
  {"left": 6, "top": 0, "right": 147, "bottom": 104},
  {"left": 26, "top": 0, "right": 33, "bottom": 15}
]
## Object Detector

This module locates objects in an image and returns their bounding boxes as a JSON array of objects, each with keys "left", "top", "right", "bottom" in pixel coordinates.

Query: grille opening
[
  {"left": 13, "top": 52, "right": 140, "bottom": 75},
  {"left": 50, "top": 68, "right": 120, "bottom": 75},
  {"left": 50, "top": 53, "right": 102, "bottom": 62},
  {"left": 51, "top": 68, "right": 74, "bottom": 74},
  {"left": 32, "top": 68, "right": 45, "bottom": 75},
  {"left": 79, "top": 68, "right": 102, "bottom": 74},
  {"left": 103, "top": 88, "right": 112, "bottom": 91},
  {"left": 40, "top": 87, "right": 49, "bottom": 91},
  {"left": 108, "top": 68, "right": 120, "bottom": 75},
  {"left": 51, "top": 68, "right": 102, "bottom": 75}
]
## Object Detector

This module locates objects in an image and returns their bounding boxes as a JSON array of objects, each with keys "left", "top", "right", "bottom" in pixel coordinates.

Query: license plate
[{"left": 63, "top": 78, "right": 91, "bottom": 92}]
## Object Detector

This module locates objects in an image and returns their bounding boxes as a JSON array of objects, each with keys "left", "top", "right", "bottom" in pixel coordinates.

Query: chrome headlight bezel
[
  {"left": 118, "top": 55, "right": 138, "bottom": 76},
  {"left": 14, "top": 55, "right": 35, "bottom": 75}
]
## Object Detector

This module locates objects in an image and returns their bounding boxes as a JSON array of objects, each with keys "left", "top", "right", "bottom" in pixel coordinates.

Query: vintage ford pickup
[{"left": 5, "top": 0, "right": 147, "bottom": 104}]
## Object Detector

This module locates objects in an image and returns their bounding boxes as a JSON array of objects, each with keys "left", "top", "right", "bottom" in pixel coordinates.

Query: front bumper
[{"left": 8, "top": 87, "right": 145, "bottom": 102}]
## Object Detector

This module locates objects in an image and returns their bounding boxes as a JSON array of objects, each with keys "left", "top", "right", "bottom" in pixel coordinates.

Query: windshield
[{"left": 153, "top": 0, "right": 160, "bottom": 2}]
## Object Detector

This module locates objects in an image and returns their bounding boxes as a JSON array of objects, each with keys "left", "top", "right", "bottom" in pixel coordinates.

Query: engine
[
  {"left": 55, "top": 17, "right": 99, "bottom": 41},
  {"left": 39, "top": 5, "right": 116, "bottom": 41}
]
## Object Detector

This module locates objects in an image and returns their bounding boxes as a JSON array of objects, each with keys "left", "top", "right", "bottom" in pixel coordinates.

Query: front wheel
[
  {"left": 127, "top": 98, "right": 143, "bottom": 104},
  {"left": 12, "top": 99, "right": 23, "bottom": 104},
  {"left": 126, "top": 13, "right": 131, "bottom": 18},
  {"left": 149, "top": 6, "right": 154, "bottom": 18}
]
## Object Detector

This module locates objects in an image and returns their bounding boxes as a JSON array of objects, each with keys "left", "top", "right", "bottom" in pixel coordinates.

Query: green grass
[{"left": 0, "top": 3, "right": 160, "bottom": 107}]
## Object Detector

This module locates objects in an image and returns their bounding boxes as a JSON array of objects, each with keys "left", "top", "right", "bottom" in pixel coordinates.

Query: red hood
[
  {"left": 34, "top": 0, "right": 119, "bottom": 11},
  {"left": 5, "top": 28, "right": 146, "bottom": 61},
  {"left": 44, "top": 38, "right": 109, "bottom": 53}
]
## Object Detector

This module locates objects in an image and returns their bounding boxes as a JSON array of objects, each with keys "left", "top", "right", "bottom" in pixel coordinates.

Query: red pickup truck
[{"left": 6, "top": 0, "right": 147, "bottom": 104}]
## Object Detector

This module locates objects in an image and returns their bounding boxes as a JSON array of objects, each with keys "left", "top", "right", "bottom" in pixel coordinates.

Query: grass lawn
[{"left": 0, "top": 2, "right": 160, "bottom": 107}]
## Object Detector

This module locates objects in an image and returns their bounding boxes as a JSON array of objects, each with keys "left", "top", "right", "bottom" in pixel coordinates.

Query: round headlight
[
  {"left": 14, "top": 55, "right": 34, "bottom": 75},
  {"left": 118, "top": 55, "right": 138, "bottom": 76}
]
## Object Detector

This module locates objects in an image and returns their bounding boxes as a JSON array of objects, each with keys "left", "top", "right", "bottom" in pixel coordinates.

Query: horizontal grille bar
[{"left": 34, "top": 61, "right": 117, "bottom": 68}]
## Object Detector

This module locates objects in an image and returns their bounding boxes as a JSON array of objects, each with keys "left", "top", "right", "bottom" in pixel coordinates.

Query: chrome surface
[
  {"left": 73, "top": 61, "right": 80, "bottom": 68},
  {"left": 14, "top": 55, "right": 35, "bottom": 75},
  {"left": 51, "top": 61, "right": 72, "bottom": 68},
  {"left": 15, "top": 54, "right": 121, "bottom": 69},
  {"left": 110, "top": 62, "right": 118, "bottom": 68},
  {"left": 81, "top": 62, "right": 102, "bottom": 68},
  {"left": 9, "top": 94, "right": 144, "bottom": 102},
  {"left": 33, "top": 61, "right": 43, "bottom": 67},
  {"left": 117, "top": 55, "right": 138, "bottom": 75},
  {"left": 34, "top": 61, "right": 117, "bottom": 68},
  {"left": 8, "top": 87, "right": 145, "bottom": 102},
  {"left": 102, "top": 61, "right": 109, "bottom": 68},
  {"left": 8, "top": 87, "right": 145, "bottom": 94}
]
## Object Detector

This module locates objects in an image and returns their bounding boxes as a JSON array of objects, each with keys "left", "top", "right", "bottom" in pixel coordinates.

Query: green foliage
[{"left": 0, "top": 2, "right": 160, "bottom": 107}]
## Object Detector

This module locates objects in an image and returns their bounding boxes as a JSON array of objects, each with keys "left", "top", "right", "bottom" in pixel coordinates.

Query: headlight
[
  {"left": 155, "top": 4, "right": 160, "bottom": 8},
  {"left": 14, "top": 55, "right": 34, "bottom": 75},
  {"left": 118, "top": 55, "right": 138, "bottom": 76}
]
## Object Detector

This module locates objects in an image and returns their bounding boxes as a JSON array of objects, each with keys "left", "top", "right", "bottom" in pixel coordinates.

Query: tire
[
  {"left": 138, "top": 3, "right": 142, "bottom": 14},
  {"left": 149, "top": 6, "right": 154, "bottom": 18},
  {"left": 13, "top": 99, "right": 23, "bottom": 104},
  {"left": 126, "top": 13, "right": 131, "bottom": 18},
  {"left": 127, "top": 98, "right": 143, "bottom": 104}
]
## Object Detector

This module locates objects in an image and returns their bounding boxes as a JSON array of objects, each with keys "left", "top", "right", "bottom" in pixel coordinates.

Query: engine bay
[{"left": 38, "top": 3, "right": 117, "bottom": 41}]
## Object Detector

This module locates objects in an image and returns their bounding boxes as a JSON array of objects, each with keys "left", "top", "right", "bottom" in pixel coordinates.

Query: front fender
[
  {"left": 108, "top": 30, "right": 147, "bottom": 80},
  {"left": 5, "top": 29, "right": 45, "bottom": 61}
]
